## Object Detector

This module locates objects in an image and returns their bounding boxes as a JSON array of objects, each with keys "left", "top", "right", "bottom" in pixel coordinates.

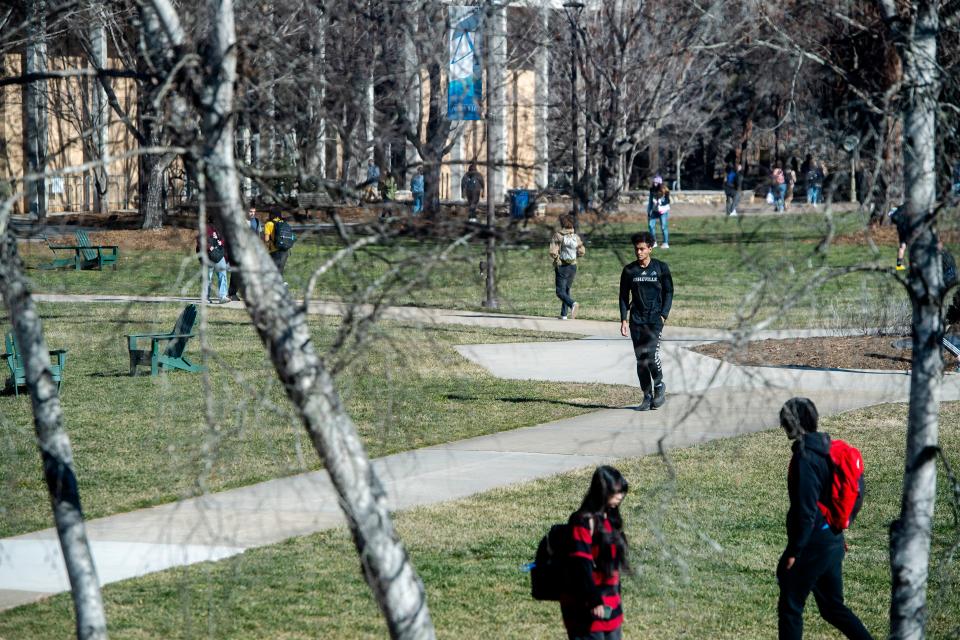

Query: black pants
[
  {"left": 777, "top": 544, "right": 873, "bottom": 640},
  {"left": 228, "top": 266, "right": 242, "bottom": 298},
  {"left": 271, "top": 250, "right": 289, "bottom": 275},
  {"left": 555, "top": 264, "right": 577, "bottom": 317},
  {"left": 560, "top": 604, "right": 622, "bottom": 640},
  {"left": 466, "top": 191, "right": 481, "bottom": 217},
  {"left": 629, "top": 323, "right": 662, "bottom": 394}
]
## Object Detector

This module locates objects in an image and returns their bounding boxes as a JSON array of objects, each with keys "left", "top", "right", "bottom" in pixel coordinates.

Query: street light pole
[
  {"left": 483, "top": 0, "right": 500, "bottom": 309},
  {"left": 563, "top": 2, "right": 584, "bottom": 228}
]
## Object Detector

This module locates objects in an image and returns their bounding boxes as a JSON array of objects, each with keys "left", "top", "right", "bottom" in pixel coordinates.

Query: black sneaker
[
  {"left": 636, "top": 394, "right": 653, "bottom": 411},
  {"left": 652, "top": 383, "right": 666, "bottom": 408}
]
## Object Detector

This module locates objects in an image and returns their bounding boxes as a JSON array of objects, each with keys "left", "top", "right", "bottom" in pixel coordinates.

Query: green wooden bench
[
  {"left": 126, "top": 304, "right": 204, "bottom": 376},
  {"left": 3, "top": 332, "right": 67, "bottom": 398},
  {"left": 43, "top": 230, "right": 119, "bottom": 270}
]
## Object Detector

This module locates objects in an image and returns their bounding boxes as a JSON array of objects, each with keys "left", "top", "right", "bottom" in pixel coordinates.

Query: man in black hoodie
[
  {"left": 777, "top": 397, "right": 873, "bottom": 640},
  {"left": 619, "top": 231, "right": 673, "bottom": 410}
]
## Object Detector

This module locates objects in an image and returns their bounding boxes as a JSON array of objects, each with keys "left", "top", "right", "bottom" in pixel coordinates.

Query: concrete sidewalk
[{"left": 5, "top": 297, "right": 954, "bottom": 612}]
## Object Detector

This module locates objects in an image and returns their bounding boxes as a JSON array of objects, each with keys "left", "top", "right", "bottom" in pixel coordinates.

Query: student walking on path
[
  {"left": 561, "top": 465, "right": 630, "bottom": 640},
  {"left": 263, "top": 211, "right": 295, "bottom": 281},
  {"left": 785, "top": 164, "right": 797, "bottom": 209},
  {"left": 647, "top": 177, "right": 671, "bottom": 248},
  {"left": 724, "top": 162, "right": 743, "bottom": 217},
  {"left": 198, "top": 225, "right": 229, "bottom": 303},
  {"left": 772, "top": 162, "right": 787, "bottom": 212},
  {"left": 619, "top": 231, "right": 673, "bottom": 410},
  {"left": 806, "top": 161, "right": 826, "bottom": 206},
  {"left": 411, "top": 167, "right": 425, "bottom": 215},
  {"left": 776, "top": 398, "right": 874, "bottom": 640},
  {"left": 549, "top": 214, "right": 585, "bottom": 320}
]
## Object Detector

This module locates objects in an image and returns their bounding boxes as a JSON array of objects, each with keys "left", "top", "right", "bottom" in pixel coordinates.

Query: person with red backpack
[
  {"left": 777, "top": 397, "right": 873, "bottom": 640},
  {"left": 563, "top": 466, "right": 629, "bottom": 640}
]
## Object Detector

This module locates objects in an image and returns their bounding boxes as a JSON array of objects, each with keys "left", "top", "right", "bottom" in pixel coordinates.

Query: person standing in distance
[
  {"left": 411, "top": 167, "right": 425, "bottom": 215},
  {"left": 461, "top": 163, "right": 485, "bottom": 222},
  {"left": 777, "top": 397, "right": 873, "bottom": 640},
  {"left": 561, "top": 465, "right": 630, "bottom": 640},
  {"left": 619, "top": 231, "right": 673, "bottom": 410}
]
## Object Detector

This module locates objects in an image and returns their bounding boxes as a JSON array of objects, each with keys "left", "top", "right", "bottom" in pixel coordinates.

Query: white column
[
  {"left": 450, "top": 130, "right": 464, "bottom": 201},
  {"left": 366, "top": 71, "right": 375, "bottom": 162},
  {"left": 534, "top": 7, "right": 549, "bottom": 189},
  {"left": 488, "top": 2, "right": 506, "bottom": 204}
]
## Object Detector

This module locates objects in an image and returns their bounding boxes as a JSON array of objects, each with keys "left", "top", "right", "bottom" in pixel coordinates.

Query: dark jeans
[
  {"left": 555, "top": 264, "right": 577, "bottom": 317},
  {"left": 777, "top": 544, "right": 874, "bottom": 640},
  {"left": 466, "top": 191, "right": 481, "bottom": 217},
  {"left": 725, "top": 191, "right": 740, "bottom": 215},
  {"left": 228, "top": 264, "right": 242, "bottom": 298},
  {"left": 270, "top": 250, "right": 289, "bottom": 275},
  {"left": 629, "top": 322, "right": 663, "bottom": 394}
]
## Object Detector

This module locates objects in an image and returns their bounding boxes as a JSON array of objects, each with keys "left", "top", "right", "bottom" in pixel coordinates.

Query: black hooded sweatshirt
[{"left": 786, "top": 432, "right": 840, "bottom": 558}]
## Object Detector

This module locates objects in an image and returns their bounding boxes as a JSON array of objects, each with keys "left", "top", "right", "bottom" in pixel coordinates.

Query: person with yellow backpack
[{"left": 263, "top": 211, "right": 296, "bottom": 280}]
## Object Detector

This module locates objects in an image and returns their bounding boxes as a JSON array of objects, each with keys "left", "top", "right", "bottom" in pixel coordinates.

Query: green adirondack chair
[
  {"left": 43, "top": 230, "right": 119, "bottom": 270},
  {"left": 126, "top": 304, "right": 204, "bottom": 376},
  {"left": 3, "top": 332, "right": 67, "bottom": 398}
]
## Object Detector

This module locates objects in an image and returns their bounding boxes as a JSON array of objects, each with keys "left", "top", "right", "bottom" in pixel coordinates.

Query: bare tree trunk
[
  {"left": 147, "top": 0, "right": 436, "bottom": 635},
  {"left": 0, "top": 232, "right": 107, "bottom": 640},
  {"left": 400, "top": 2, "right": 421, "bottom": 183},
  {"left": 137, "top": 52, "right": 170, "bottom": 229},
  {"left": 880, "top": 1, "right": 943, "bottom": 638},
  {"left": 424, "top": 62, "right": 444, "bottom": 216},
  {"left": 140, "top": 153, "right": 173, "bottom": 228},
  {"left": 24, "top": 0, "right": 48, "bottom": 222},
  {"left": 89, "top": 3, "right": 109, "bottom": 214},
  {"left": 304, "top": 8, "right": 326, "bottom": 179}
]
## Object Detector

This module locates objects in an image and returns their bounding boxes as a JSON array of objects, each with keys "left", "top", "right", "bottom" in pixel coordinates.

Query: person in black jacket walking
[
  {"left": 619, "top": 231, "right": 673, "bottom": 410},
  {"left": 777, "top": 397, "right": 873, "bottom": 640},
  {"left": 724, "top": 162, "right": 743, "bottom": 217}
]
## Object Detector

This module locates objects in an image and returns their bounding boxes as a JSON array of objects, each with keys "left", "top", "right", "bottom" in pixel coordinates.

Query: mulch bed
[
  {"left": 692, "top": 335, "right": 959, "bottom": 372},
  {"left": 833, "top": 225, "right": 960, "bottom": 247}
]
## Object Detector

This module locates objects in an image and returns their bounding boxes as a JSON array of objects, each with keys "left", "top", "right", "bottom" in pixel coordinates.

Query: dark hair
[
  {"left": 558, "top": 214, "right": 573, "bottom": 228},
  {"left": 574, "top": 465, "right": 630, "bottom": 575},
  {"left": 780, "top": 397, "right": 819, "bottom": 437},
  {"left": 631, "top": 231, "right": 655, "bottom": 247}
]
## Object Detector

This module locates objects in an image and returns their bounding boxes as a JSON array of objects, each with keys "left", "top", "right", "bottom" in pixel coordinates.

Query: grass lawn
[
  {"left": 2, "top": 403, "right": 957, "bottom": 639},
  {"left": 18, "top": 211, "right": 925, "bottom": 329},
  {"left": 0, "top": 303, "right": 638, "bottom": 538}
]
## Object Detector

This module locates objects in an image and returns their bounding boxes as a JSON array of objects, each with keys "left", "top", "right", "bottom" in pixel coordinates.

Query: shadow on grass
[
  {"left": 88, "top": 371, "right": 136, "bottom": 378},
  {"left": 445, "top": 392, "right": 622, "bottom": 411}
]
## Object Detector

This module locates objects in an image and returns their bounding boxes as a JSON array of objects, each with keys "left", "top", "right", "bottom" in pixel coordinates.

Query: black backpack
[
  {"left": 274, "top": 219, "right": 297, "bottom": 250},
  {"left": 530, "top": 523, "right": 574, "bottom": 601}
]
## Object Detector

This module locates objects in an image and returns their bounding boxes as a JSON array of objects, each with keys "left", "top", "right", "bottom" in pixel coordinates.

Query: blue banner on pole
[{"left": 448, "top": 7, "right": 483, "bottom": 121}]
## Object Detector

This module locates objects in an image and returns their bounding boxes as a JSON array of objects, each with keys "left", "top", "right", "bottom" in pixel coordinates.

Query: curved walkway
[{"left": 3, "top": 296, "right": 957, "bottom": 611}]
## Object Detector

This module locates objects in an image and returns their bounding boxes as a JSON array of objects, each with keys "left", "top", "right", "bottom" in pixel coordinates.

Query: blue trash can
[{"left": 509, "top": 189, "right": 530, "bottom": 219}]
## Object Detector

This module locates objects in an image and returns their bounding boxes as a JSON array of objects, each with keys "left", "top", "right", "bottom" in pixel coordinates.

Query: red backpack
[{"left": 818, "top": 440, "right": 865, "bottom": 531}]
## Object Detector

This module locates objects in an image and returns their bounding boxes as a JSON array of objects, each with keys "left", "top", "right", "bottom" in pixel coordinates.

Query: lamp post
[{"left": 563, "top": 2, "right": 584, "bottom": 227}]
